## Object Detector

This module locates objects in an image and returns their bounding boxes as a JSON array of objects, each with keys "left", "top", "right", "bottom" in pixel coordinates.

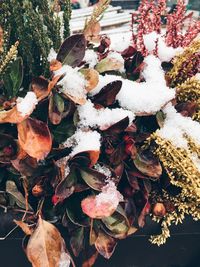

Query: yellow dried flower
[{"left": 0, "top": 41, "right": 19, "bottom": 74}]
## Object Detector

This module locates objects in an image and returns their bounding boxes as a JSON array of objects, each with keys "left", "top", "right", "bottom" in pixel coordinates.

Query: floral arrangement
[{"left": 0, "top": 0, "right": 200, "bottom": 266}]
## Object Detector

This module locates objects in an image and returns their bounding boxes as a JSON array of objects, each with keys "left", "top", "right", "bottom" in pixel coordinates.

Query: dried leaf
[
  {"left": 82, "top": 251, "right": 98, "bottom": 267},
  {"left": 79, "top": 69, "right": 99, "bottom": 92},
  {"left": 84, "top": 21, "right": 101, "bottom": 43},
  {"left": 57, "top": 34, "right": 86, "bottom": 67},
  {"left": 17, "top": 118, "right": 52, "bottom": 160},
  {"left": 92, "top": 80, "right": 122, "bottom": 107},
  {"left": 95, "top": 230, "right": 117, "bottom": 259},
  {"left": 26, "top": 216, "right": 70, "bottom": 267},
  {"left": 0, "top": 106, "right": 32, "bottom": 124}
]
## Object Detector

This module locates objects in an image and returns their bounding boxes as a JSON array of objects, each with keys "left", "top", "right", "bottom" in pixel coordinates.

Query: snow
[
  {"left": 143, "top": 31, "right": 159, "bottom": 52},
  {"left": 116, "top": 80, "right": 175, "bottom": 114},
  {"left": 47, "top": 48, "right": 57, "bottom": 62},
  {"left": 109, "top": 31, "right": 132, "bottom": 52},
  {"left": 16, "top": 92, "right": 38, "bottom": 116},
  {"left": 157, "top": 38, "right": 183, "bottom": 62},
  {"left": 142, "top": 55, "right": 166, "bottom": 84},
  {"left": 94, "top": 163, "right": 112, "bottom": 178},
  {"left": 143, "top": 32, "right": 183, "bottom": 62},
  {"left": 77, "top": 100, "right": 135, "bottom": 130},
  {"left": 90, "top": 55, "right": 175, "bottom": 114},
  {"left": 55, "top": 65, "right": 87, "bottom": 100},
  {"left": 158, "top": 104, "right": 200, "bottom": 148},
  {"left": 64, "top": 129, "right": 101, "bottom": 156},
  {"left": 84, "top": 49, "right": 98, "bottom": 68},
  {"left": 95, "top": 181, "right": 123, "bottom": 209}
]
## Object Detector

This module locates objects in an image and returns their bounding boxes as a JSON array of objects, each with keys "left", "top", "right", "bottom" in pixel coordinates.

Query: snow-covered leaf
[
  {"left": 92, "top": 80, "right": 122, "bottom": 107},
  {"left": 25, "top": 216, "right": 70, "bottom": 267},
  {"left": 95, "top": 58, "right": 123, "bottom": 73},
  {"left": 79, "top": 69, "right": 99, "bottom": 92}
]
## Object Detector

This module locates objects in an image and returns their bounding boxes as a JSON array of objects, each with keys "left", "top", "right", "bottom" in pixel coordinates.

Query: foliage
[{"left": 0, "top": 0, "right": 199, "bottom": 266}]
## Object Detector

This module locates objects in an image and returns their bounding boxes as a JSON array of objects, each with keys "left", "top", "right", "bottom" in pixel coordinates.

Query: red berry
[{"left": 52, "top": 195, "right": 59, "bottom": 205}]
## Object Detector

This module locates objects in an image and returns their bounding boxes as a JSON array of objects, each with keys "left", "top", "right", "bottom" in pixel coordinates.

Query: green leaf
[
  {"left": 3, "top": 57, "right": 23, "bottom": 98},
  {"left": 52, "top": 120, "right": 75, "bottom": 143},
  {"left": 102, "top": 206, "right": 129, "bottom": 236},
  {"left": 80, "top": 168, "right": 107, "bottom": 191},
  {"left": 54, "top": 93, "right": 65, "bottom": 113}
]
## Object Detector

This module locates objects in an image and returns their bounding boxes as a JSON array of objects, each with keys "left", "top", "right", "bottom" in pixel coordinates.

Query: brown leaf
[
  {"left": 82, "top": 251, "right": 98, "bottom": 267},
  {"left": 26, "top": 216, "right": 71, "bottom": 267},
  {"left": 14, "top": 220, "right": 33, "bottom": 235},
  {"left": 95, "top": 230, "right": 117, "bottom": 259},
  {"left": 0, "top": 106, "right": 31, "bottom": 124},
  {"left": 50, "top": 60, "right": 62, "bottom": 72},
  {"left": 92, "top": 80, "right": 122, "bottom": 107},
  {"left": 79, "top": 69, "right": 99, "bottom": 92},
  {"left": 17, "top": 118, "right": 52, "bottom": 160},
  {"left": 57, "top": 34, "right": 86, "bottom": 67},
  {"left": 31, "top": 77, "right": 49, "bottom": 100}
]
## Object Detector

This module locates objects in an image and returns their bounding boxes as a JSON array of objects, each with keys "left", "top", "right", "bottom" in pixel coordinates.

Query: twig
[{"left": 0, "top": 225, "right": 19, "bottom": 241}]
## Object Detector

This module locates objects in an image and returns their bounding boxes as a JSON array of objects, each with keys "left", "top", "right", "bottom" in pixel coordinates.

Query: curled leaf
[
  {"left": 25, "top": 216, "right": 71, "bottom": 267},
  {"left": 17, "top": 118, "right": 52, "bottom": 160}
]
